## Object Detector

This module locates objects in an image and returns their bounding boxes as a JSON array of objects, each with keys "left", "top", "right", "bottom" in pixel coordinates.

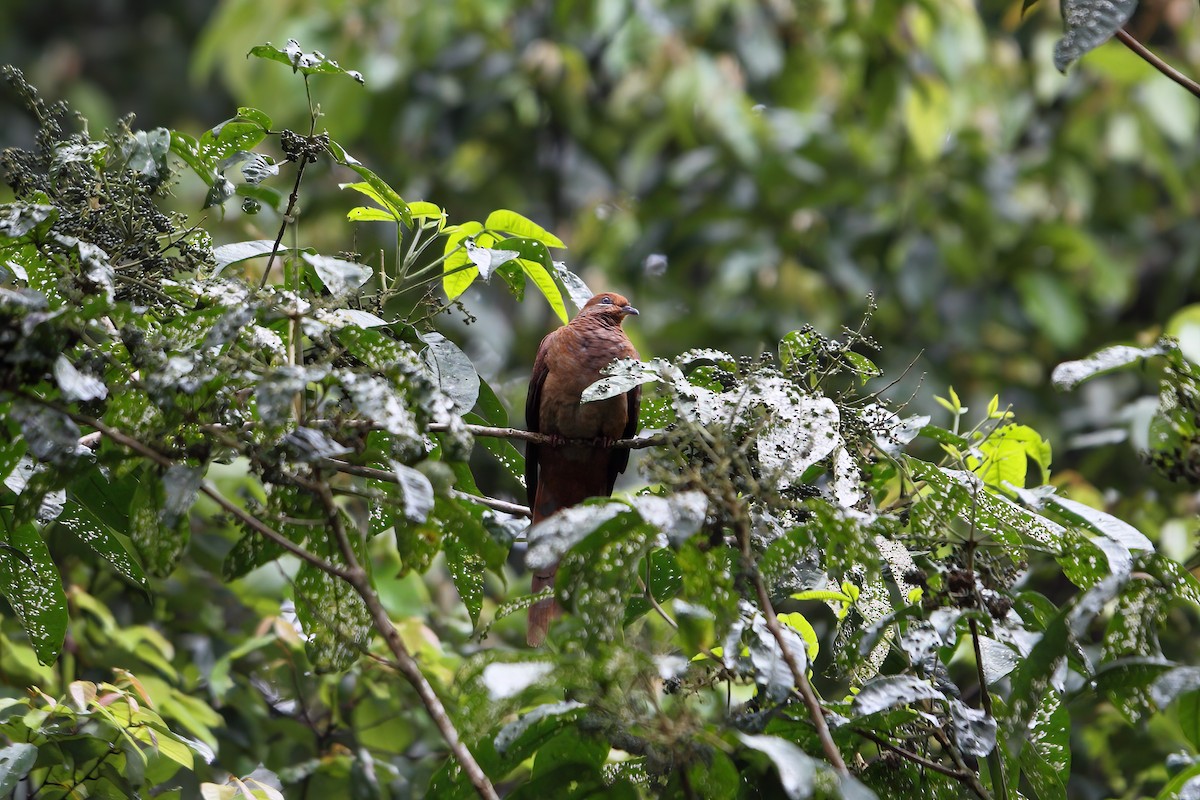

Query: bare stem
[
  {"left": 852, "top": 728, "right": 990, "bottom": 800},
  {"left": 1116, "top": 28, "right": 1200, "bottom": 99},
  {"left": 310, "top": 481, "right": 499, "bottom": 800},
  {"left": 735, "top": 515, "right": 847, "bottom": 775},
  {"left": 427, "top": 422, "right": 665, "bottom": 450}
]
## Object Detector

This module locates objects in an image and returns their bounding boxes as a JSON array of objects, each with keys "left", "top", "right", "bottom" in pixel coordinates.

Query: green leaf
[
  {"left": 737, "top": 733, "right": 817, "bottom": 800},
  {"left": 520, "top": 257, "right": 569, "bottom": 325},
  {"left": 347, "top": 206, "right": 399, "bottom": 223},
  {"left": 439, "top": 498, "right": 502, "bottom": 625},
  {"left": 58, "top": 470, "right": 149, "bottom": 590},
  {"left": 129, "top": 467, "right": 189, "bottom": 577},
  {"left": 419, "top": 332, "right": 480, "bottom": 415},
  {"left": 624, "top": 548, "right": 682, "bottom": 625},
  {"left": 339, "top": 181, "right": 407, "bottom": 222},
  {"left": 302, "top": 253, "right": 372, "bottom": 300},
  {"left": 247, "top": 39, "right": 365, "bottom": 84},
  {"left": 295, "top": 544, "right": 372, "bottom": 671},
  {"left": 0, "top": 743, "right": 37, "bottom": 796},
  {"left": 970, "top": 424, "right": 1051, "bottom": 489},
  {"left": 1053, "top": 0, "right": 1137, "bottom": 72},
  {"left": 0, "top": 518, "right": 67, "bottom": 665},
  {"left": 442, "top": 221, "right": 486, "bottom": 300},
  {"left": 484, "top": 209, "right": 565, "bottom": 248},
  {"left": 1018, "top": 691, "right": 1069, "bottom": 800},
  {"left": 1051, "top": 341, "right": 1170, "bottom": 390},
  {"left": 336, "top": 170, "right": 410, "bottom": 228},
  {"left": 465, "top": 412, "right": 525, "bottom": 483}
]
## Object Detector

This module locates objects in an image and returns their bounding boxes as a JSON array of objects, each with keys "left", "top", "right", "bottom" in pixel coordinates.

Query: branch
[
  {"left": 735, "top": 515, "right": 847, "bottom": 776},
  {"left": 309, "top": 481, "right": 500, "bottom": 800},
  {"left": 851, "top": 728, "right": 990, "bottom": 800},
  {"left": 320, "top": 458, "right": 532, "bottom": 518},
  {"left": 60, "top": 408, "right": 349, "bottom": 579},
  {"left": 1116, "top": 28, "right": 1200, "bottom": 100},
  {"left": 428, "top": 422, "right": 666, "bottom": 450}
]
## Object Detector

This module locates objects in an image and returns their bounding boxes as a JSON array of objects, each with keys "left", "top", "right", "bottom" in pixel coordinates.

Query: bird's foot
[
  {"left": 545, "top": 434, "right": 567, "bottom": 447},
  {"left": 592, "top": 436, "right": 617, "bottom": 449}
]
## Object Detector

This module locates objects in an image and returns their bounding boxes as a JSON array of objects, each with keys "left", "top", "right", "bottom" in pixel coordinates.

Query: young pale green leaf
[
  {"left": 336, "top": 168, "right": 410, "bottom": 227},
  {"left": 442, "top": 221, "right": 486, "bottom": 300},
  {"left": 484, "top": 209, "right": 565, "bottom": 248},
  {"left": 0, "top": 521, "right": 67, "bottom": 665},
  {"left": 346, "top": 206, "right": 399, "bottom": 223},
  {"left": 519, "top": 256, "right": 569, "bottom": 325}
]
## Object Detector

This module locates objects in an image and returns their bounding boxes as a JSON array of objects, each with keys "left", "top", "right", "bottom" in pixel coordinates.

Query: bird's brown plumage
[{"left": 525, "top": 291, "right": 641, "bottom": 646}]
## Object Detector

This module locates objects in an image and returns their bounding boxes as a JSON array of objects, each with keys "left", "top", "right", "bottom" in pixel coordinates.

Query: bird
[{"left": 524, "top": 291, "right": 641, "bottom": 646}]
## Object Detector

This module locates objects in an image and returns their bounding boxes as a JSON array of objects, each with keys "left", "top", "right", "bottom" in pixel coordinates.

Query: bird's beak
[{"left": 622, "top": 305, "right": 639, "bottom": 316}]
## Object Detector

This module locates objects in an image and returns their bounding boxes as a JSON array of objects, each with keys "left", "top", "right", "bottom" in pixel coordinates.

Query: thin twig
[
  {"left": 310, "top": 481, "right": 500, "bottom": 800},
  {"left": 735, "top": 514, "right": 848, "bottom": 775},
  {"left": 55, "top": 406, "right": 352, "bottom": 580},
  {"left": 851, "top": 727, "right": 990, "bottom": 799},
  {"left": 1115, "top": 28, "right": 1200, "bottom": 100},
  {"left": 427, "top": 422, "right": 666, "bottom": 450},
  {"left": 319, "top": 458, "right": 532, "bottom": 517}
]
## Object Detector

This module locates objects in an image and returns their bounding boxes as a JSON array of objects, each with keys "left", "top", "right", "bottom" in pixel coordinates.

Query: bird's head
[{"left": 579, "top": 292, "right": 639, "bottom": 326}]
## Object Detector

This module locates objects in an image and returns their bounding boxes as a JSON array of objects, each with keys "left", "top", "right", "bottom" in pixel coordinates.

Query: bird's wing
[{"left": 525, "top": 332, "right": 553, "bottom": 511}]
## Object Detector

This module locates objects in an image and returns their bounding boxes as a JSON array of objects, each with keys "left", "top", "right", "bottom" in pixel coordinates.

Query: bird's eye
[{"left": 600, "top": 296, "right": 613, "bottom": 305}]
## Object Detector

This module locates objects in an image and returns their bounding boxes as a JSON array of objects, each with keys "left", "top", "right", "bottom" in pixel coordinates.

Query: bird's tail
[{"left": 527, "top": 569, "right": 560, "bottom": 647}]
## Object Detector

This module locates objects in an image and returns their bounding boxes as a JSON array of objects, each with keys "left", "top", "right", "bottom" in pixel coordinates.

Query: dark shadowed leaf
[
  {"left": 0, "top": 520, "right": 67, "bottom": 664},
  {"left": 948, "top": 699, "right": 996, "bottom": 757},
  {"left": 391, "top": 461, "right": 435, "bottom": 523},
  {"left": 419, "top": 332, "right": 480, "bottom": 415},
  {"left": 282, "top": 427, "right": 353, "bottom": 462},
  {"left": 737, "top": 733, "right": 817, "bottom": 800},
  {"left": 852, "top": 675, "right": 946, "bottom": 716}
]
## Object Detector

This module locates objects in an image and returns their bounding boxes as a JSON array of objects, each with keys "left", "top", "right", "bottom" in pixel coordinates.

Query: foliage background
[{"left": 2, "top": 0, "right": 1200, "bottom": 797}]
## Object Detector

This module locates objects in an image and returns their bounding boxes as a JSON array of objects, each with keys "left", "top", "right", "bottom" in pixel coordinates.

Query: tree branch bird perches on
[{"left": 524, "top": 291, "right": 641, "bottom": 646}]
